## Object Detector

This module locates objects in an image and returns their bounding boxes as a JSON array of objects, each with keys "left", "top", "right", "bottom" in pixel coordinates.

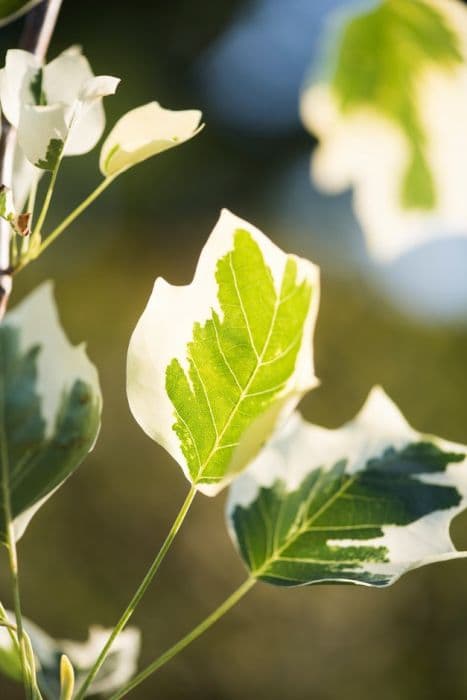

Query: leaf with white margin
[
  {"left": 100, "top": 101, "right": 203, "bottom": 177},
  {"left": 0, "top": 47, "right": 119, "bottom": 170},
  {"left": 0, "top": 611, "right": 141, "bottom": 699},
  {"left": 127, "top": 209, "right": 319, "bottom": 496},
  {"left": 0, "top": 0, "right": 42, "bottom": 27},
  {"left": 301, "top": 0, "right": 467, "bottom": 261},
  {"left": 227, "top": 387, "right": 467, "bottom": 587},
  {"left": 0, "top": 282, "right": 102, "bottom": 542}
]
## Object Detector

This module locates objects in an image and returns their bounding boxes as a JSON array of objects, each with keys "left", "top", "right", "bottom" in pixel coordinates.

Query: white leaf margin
[
  {"left": 300, "top": 0, "right": 467, "bottom": 262},
  {"left": 4, "top": 282, "right": 102, "bottom": 539},
  {"left": 227, "top": 387, "right": 467, "bottom": 587},
  {"left": 127, "top": 208, "right": 320, "bottom": 495}
]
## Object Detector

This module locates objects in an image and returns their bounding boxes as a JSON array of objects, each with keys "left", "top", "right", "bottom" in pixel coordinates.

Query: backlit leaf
[
  {"left": 127, "top": 210, "right": 319, "bottom": 495},
  {"left": 228, "top": 387, "right": 467, "bottom": 587},
  {"left": 301, "top": 0, "right": 467, "bottom": 260},
  {"left": 0, "top": 282, "right": 102, "bottom": 541}
]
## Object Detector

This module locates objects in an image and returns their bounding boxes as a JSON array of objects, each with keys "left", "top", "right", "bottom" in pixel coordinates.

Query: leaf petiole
[
  {"left": 74, "top": 484, "right": 197, "bottom": 700},
  {"left": 16, "top": 174, "right": 116, "bottom": 272},
  {"left": 109, "top": 577, "right": 256, "bottom": 700}
]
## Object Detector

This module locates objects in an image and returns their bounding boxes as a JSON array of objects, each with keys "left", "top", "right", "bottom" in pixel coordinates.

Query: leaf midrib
[
  {"left": 194, "top": 252, "right": 283, "bottom": 484},
  {"left": 253, "top": 472, "right": 359, "bottom": 577}
]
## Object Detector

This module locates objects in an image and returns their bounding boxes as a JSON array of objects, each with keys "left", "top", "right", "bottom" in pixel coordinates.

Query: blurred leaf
[
  {"left": 0, "top": 612, "right": 140, "bottom": 699},
  {"left": 0, "top": 282, "right": 102, "bottom": 542},
  {"left": 333, "top": 0, "right": 461, "bottom": 208},
  {"left": 59, "top": 656, "right": 74, "bottom": 700},
  {"left": 228, "top": 387, "right": 467, "bottom": 587},
  {"left": 0, "top": 0, "right": 42, "bottom": 27},
  {"left": 0, "top": 627, "right": 21, "bottom": 683},
  {"left": 127, "top": 209, "right": 320, "bottom": 495},
  {"left": 301, "top": 0, "right": 467, "bottom": 260}
]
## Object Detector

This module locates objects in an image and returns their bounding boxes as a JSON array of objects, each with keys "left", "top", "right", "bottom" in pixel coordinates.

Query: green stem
[
  {"left": 74, "top": 485, "right": 197, "bottom": 700},
  {"left": 16, "top": 175, "right": 115, "bottom": 272},
  {"left": 109, "top": 577, "right": 256, "bottom": 700},
  {"left": 31, "top": 162, "right": 61, "bottom": 241},
  {"left": 0, "top": 376, "right": 32, "bottom": 699},
  {"left": 36, "top": 176, "right": 115, "bottom": 256}
]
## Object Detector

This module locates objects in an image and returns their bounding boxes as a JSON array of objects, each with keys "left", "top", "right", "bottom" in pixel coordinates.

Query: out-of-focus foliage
[
  {"left": 0, "top": 611, "right": 140, "bottom": 699},
  {"left": 301, "top": 0, "right": 467, "bottom": 260}
]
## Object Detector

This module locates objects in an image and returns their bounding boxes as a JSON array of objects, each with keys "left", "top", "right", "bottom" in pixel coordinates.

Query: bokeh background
[{"left": 3, "top": 0, "right": 467, "bottom": 698}]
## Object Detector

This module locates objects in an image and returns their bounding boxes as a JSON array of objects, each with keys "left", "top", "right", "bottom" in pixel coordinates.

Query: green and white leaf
[
  {"left": 0, "top": 282, "right": 102, "bottom": 541},
  {"left": 0, "top": 0, "right": 42, "bottom": 28},
  {"left": 0, "top": 612, "right": 140, "bottom": 699},
  {"left": 0, "top": 47, "right": 120, "bottom": 170},
  {"left": 301, "top": 0, "right": 467, "bottom": 260},
  {"left": 228, "top": 387, "right": 467, "bottom": 587},
  {"left": 18, "top": 103, "right": 68, "bottom": 171},
  {"left": 127, "top": 209, "right": 319, "bottom": 496},
  {"left": 100, "top": 101, "right": 203, "bottom": 176}
]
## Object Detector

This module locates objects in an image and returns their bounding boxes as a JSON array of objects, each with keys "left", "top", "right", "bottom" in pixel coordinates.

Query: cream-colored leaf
[{"left": 100, "top": 101, "right": 203, "bottom": 176}]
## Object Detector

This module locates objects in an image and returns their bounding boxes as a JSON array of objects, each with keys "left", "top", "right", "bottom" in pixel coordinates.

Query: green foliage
[
  {"left": 166, "top": 228, "right": 312, "bottom": 489},
  {"left": 331, "top": 0, "right": 462, "bottom": 209},
  {"left": 232, "top": 443, "right": 463, "bottom": 586},
  {"left": 0, "top": 284, "right": 101, "bottom": 541}
]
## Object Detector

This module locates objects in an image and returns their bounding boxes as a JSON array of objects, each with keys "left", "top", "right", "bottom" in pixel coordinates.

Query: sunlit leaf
[
  {"left": 228, "top": 387, "right": 467, "bottom": 587},
  {"left": 301, "top": 0, "right": 467, "bottom": 260},
  {"left": 100, "top": 101, "right": 203, "bottom": 176},
  {"left": 0, "top": 47, "right": 119, "bottom": 170},
  {"left": 0, "top": 282, "right": 102, "bottom": 541},
  {"left": 127, "top": 209, "right": 319, "bottom": 495},
  {"left": 0, "top": 612, "right": 140, "bottom": 699},
  {"left": 0, "top": 0, "right": 41, "bottom": 27}
]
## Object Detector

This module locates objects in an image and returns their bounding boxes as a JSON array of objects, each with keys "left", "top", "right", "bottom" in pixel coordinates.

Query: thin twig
[{"left": 0, "top": 0, "right": 64, "bottom": 319}]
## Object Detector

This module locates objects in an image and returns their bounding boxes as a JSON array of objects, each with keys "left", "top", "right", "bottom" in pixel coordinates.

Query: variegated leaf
[
  {"left": 0, "top": 282, "right": 102, "bottom": 541},
  {"left": 301, "top": 0, "right": 467, "bottom": 260},
  {"left": 228, "top": 388, "right": 467, "bottom": 587},
  {"left": 127, "top": 210, "right": 319, "bottom": 495}
]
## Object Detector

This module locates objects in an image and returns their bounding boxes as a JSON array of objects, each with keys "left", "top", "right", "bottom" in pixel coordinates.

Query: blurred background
[{"left": 3, "top": 0, "right": 467, "bottom": 698}]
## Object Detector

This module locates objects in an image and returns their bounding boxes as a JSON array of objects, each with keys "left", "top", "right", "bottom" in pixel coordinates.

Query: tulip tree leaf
[
  {"left": 0, "top": 612, "right": 141, "bottom": 699},
  {"left": 303, "top": 0, "right": 463, "bottom": 211},
  {"left": 228, "top": 388, "right": 467, "bottom": 587},
  {"left": 127, "top": 210, "right": 319, "bottom": 496},
  {"left": 0, "top": 282, "right": 102, "bottom": 542},
  {"left": 0, "top": 0, "right": 42, "bottom": 27}
]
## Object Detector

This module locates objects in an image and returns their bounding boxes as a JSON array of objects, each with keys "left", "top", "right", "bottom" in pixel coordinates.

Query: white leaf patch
[{"left": 300, "top": 0, "right": 467, "bottom": 261}]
